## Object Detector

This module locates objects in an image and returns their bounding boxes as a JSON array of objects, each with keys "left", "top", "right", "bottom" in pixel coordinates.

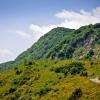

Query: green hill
[
  {"left": 0, "top": 24, "right": 100, "bottom": 100},
  {"left": 15, "top": 27, "right": 74, "bottom": 62},
  {"left": 16, "top": 23, "right": 100, "bottom": 61},
  {"left": 0, "top": 23, "right": 100, "bottom": 71},
  {"left": 0, "top": 59, "right": 100, "bottom": 100}
]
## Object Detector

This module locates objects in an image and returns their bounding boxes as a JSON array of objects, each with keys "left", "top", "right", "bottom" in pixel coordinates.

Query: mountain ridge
[
  {"left": 0, "top": 23, "right": 100, "bottom": 71},
  {"left": 0, "top": 23, "right": 100, "bottom": 100}
]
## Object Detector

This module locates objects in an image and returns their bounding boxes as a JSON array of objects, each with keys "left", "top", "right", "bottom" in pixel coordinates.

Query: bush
[
  {"left": 80, "top": 71, "right": 88, "bottom": 77},
  {"left": 0, "top": 80, "right": 4, "bottom": 86},
  {"left": 24, "top": 60, "right": 33, "bottom": 66},
  {"left": 9, "top": 86, "right": 16, "bottom": 93},
  {"left": 90, "top": 61, "right": 94, "bottom": 65},
  {"left": 53, "top": 62, "right": 86, "bottom": 76},
  {"left": 13, "top": 75, "right": 30, "bottom": 86},
  {"left": 69, "top": 88, "right": 82, "bottom": 100},
  {"left": 35, "top": 86, "right": 52, "bottom": 97},
  {"left": 86, "top": 49, "right": 94, "bottom": 59},
  {"left": 16, "top": 70, "right": 22, "bottom": 75}
]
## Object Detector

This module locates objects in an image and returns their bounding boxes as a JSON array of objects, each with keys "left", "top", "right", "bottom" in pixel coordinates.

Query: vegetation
[
  {"left": 0, "top": 59, "right": 100, "bottom": 100},
  {"left": 0, "top": 24, "right": 100, "bottom": 71},
  {"left": 51, "top": 62, "right": 86, "bottom": 75},
  {"left": 0, "top": 24, "right": 100, "bottom": 99},
  {"left": 69, "top": 88, "right": 82, "bottom": 100}
]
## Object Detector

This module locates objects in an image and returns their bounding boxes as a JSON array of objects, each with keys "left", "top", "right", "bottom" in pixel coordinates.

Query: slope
[
  {"left": 15, "top": 23, "right": 100, "bottom": 61},
  {"left": 44, "top": 24, "right": 100, "bottom": 59},
  {"left": 0, "top": 60, "right": 100, "bottom": 100},
  {"left": 0, "top": 27, "right": 74, "bottom": 71},
  {"left": 0, "top": 24, "right": 100, "bottom": 71}
]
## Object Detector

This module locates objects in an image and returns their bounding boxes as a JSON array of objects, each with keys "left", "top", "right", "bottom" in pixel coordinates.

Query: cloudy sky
[{"left": 0, "top": 0, "right": 100, "bottom": 63}]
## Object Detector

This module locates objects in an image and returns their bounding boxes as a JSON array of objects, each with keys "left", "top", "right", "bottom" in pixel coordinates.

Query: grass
[{"left": 0, "top": 59, "right": 100, "bottom": 100}]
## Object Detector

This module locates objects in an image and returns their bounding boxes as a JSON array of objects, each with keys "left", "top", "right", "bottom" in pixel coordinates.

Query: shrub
[
  {"left": 13, "top": 75, "right": 30, "bottom": 86},
  {"left": 24, "top": 60, "right": 33, "bottom": 66},
  {"left": 86, "top": 49, "right": 94, "bottom": 59},
  {"left": 0, "top": 80, "right": 4, "bottom": 86},
  {"left": 69, "top": 88, "right": 82, "bottom": 100},
  {"left": 28, "top": 61, "right": 33, "bottom": 66},
  {"left": 53, "top": 62, "right": 86, "bottom": 76},
  {"left": 16, "top": 70, "right": 22, "bottom": 75},
  {"left": 35, "top": 86, "right": 52, "bottom": 97},
  {"left": 80, "top": 71, "right": 88, "bottom": 77},
  {"left": 90, "top": 61, "right": 94, "bottom": 65},
  {"left": 9, "top": 86, "right": 16, "bottom": 93}
]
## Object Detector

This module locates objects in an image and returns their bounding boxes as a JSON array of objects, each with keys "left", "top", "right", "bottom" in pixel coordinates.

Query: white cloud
[
  {"left": 80, "top": 10, "right": 91, "bottom": 16},
  {"left": 0, "top": 49, "right": 13, "bottom": 57},
  {"left": 30, "top": 6, "right": 100, "bottom": 36},
  {"left": 93, "top": 6, "right": 100, "bottom": 17},
  {"left": 29, "top": 24, "right": 57, "bottom": 40},
  {"left": 8, "top": 30, "right": 31, "bottom": 38},
  {"left": 30, "top": 24, "right": 57, "bottom": 35},
  {"left": 55, "top": 8, "right": 100, "bottom": 29}
]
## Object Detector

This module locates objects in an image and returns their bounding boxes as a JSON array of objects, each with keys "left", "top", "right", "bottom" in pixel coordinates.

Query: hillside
[
  {"left": 0, "top": 24, "right": 100, "bottom": 100},
  {"left": 0, "top": 23, "right": 100, "bottom": 71},
  {"left": 16, "top": 23, "right": 100, "bottom": 61},
  {"left": 15, "top": 27, "right": 74, "bottom": 62},
  {"left": 0, "top": 59, "right": 100, "bottom": 100},
  {"left": 0, "top": 27, "right": 74, "bottom": 71}
]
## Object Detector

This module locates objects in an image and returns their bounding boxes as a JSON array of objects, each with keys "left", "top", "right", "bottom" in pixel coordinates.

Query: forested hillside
[
  {"left": 0, "top": 24, "right": 100, "bottom": 100},
  {"left": 0, "top": 24, "right": 100, "bottom": 71},
  {"left": 16, "top": 24, "right": 100, "bottom": 61}
]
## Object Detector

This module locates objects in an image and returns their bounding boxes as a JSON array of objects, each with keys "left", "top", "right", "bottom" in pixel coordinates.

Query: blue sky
[{"left": 0, "top": 0, "right": 100, "bottom": 63}]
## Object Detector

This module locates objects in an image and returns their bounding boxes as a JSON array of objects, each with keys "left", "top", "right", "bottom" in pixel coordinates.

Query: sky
[{"left": 0, "top": 0, "right": 100, "bottom": 63}]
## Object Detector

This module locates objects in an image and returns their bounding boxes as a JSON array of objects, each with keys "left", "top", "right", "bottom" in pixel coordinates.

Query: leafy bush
[
  {"left": 16, "top": 70, "right": 22, "bottom": 75},
  {"left": 86, "top": 49, "right": 94, "bottom": 59},
  {"left": 9, "top": 87, "right": 16, "bottom": 93},
  {"left": 35, "top": 86, "right": 52, "bottom": 97},
  {"left": 80, "top": 71, "right": 88, "bottom": 77},
  {"left": 0, "top": 79, "right": 4, "bottom": 86},
  {"left": 53, "top": 62, "right": 86, "bottom": 75},
  {"left": 69, "top": 88, "right": 82, "bottom": 100},
  {"left": 13, "top": 75, "right": 30, "bottom": 86}
]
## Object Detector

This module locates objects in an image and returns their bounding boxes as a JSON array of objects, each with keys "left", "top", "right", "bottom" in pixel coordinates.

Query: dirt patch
[{"left": 90, "top": 76, "right": 100, "bottom": 83}]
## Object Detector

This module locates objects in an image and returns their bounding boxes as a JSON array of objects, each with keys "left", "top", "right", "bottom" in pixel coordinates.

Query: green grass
[{"left": 0, "top": 59, "right": 100, "bottom": 100}]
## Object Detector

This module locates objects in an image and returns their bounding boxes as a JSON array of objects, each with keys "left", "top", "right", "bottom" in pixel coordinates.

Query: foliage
[
  {"left": 69, "top": 88, "right": 82, "bottom": 100},
  {"left": 52, "top": 62, "right": 86, "bottom": 75},
  {"left": 0, "top": 24, "right": 100, "bottom": 71},
  {"left": 0, "top": 60, "right": 100, "bottom": 100},
  {"left": 86, "top": 49, "right": 94, "bottom": 59}
]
